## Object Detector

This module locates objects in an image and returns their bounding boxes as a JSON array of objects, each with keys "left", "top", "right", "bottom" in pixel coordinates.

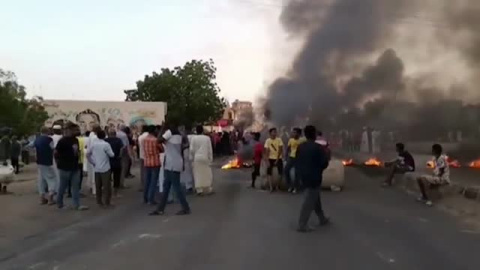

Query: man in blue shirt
[
  {"left": 296, "top": 125, "right": 330, "bottom": 232},
  {"left": 34, "top": 127, "right": 57, "bottom": 205}
]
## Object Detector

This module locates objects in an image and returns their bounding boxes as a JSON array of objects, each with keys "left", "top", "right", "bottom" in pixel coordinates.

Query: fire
[
  {"left": 427, "top": 161, "right": 435, "bottom": 168},
  {"left": 222, "top": 158, "right": 241, "bottom": 170},
  {"left": 364, "top": 158, "right": 382, "bottom": 167},
  {"left": 427, "top": 156, "right": 461, "bottom": 168},
  {"left": 447, "top": 156, "right": 461, "bottom": 168},
  {"left": 469, "top": 159, "right": 480, "bottom": 169},
  {"left": 342, "top": 159, "right": 354, "bottom": 166}
]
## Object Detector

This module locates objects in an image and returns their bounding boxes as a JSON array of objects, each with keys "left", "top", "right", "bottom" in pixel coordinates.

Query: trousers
[
  {"left": 298, "top": 187, "right": 325, "bottom": 229},
  {"left": 157, "top": 170, "right": 190, "bottom": 212},
  {"left": 57, "top": 169, "right": 81, "bottom": 209},
  {"left": 95, "top": 171, "right": 112, "bottom": 205}
]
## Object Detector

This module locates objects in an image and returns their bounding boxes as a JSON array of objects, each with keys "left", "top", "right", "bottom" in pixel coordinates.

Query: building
[
  {"left": 43, "top": 100, "right": 167, "bottom": 134},
  {"left": 205, "top": 100, "right": 254, "bottom": 133},
  {"left": 231, "top": 100, "right": 253, "bottom": 122}
]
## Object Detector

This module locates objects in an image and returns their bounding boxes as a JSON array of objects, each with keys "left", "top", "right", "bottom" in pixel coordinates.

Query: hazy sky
[{"left": 0, "top": 0, "right": 286, "bottom": 103}]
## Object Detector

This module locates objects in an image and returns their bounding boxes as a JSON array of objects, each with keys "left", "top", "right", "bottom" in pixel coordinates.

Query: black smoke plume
[{"left": 264, "top": 0, "right": 480, "bottom": 140}]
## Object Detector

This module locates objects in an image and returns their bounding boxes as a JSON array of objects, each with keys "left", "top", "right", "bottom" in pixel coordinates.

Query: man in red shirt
[
  {"left": 251, "top": 132, "right": 263, "bottom": 188},
  {"left": 143, "top": 125, "right": 163, "bottom": 205}
]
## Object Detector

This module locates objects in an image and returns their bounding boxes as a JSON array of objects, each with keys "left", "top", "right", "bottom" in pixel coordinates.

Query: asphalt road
[{"left": 1, "top": 164, "right": 479, "bottom": 270}]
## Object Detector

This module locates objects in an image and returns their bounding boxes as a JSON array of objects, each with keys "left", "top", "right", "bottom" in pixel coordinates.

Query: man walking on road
[
  {"left": 56, "top": 124, "right": 89, "bottom": 210},
  {"left": 34, "top": 127, "right": 57, "bottom": 205},
  {"left": 150, "top": 124, "right": 191, "bottom": 216},
  {"left": 296, "top": 125, "right": 330, "bottom": 232},
  {"left": 87, "top": 130, "right": 115, "bottom": 207}
]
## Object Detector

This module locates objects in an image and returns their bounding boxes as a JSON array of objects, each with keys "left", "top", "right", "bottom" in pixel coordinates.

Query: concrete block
[
  {"left": 323, "top": 159, "right": 345, "bottom": 189},
  {"left": 0, "top": 165, "right": 14, "bottom": 184}
]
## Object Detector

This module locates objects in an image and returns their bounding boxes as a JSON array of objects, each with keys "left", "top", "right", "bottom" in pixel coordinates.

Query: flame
[
  {"left": 342, "top": 159, "right": 354, "bottom": 166},
  {"left": 222, "top": 158, "right": 241, "bottom": 170},
  {"left": 427, "top": 161, "right": 435, "bottom": 168},
  {"left": 364, "top": 158, "right": 382, "bottom": 167},
  {"left": 446, "top": 156, "right": 461, "bottom": 168},
  {"left": 427, "top": 156, "right": 461, "bottom": 169},
  {"left": 469, "top": 159, "right": 480, "bottom": 169}
]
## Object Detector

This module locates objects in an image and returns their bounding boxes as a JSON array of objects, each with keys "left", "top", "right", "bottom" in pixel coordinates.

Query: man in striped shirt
[{"left": 143, "top": 125, "right": 163, "bottom": 205}]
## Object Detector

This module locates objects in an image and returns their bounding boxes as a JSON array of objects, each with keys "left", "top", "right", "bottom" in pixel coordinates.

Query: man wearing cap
[
  {"left": 52, "top": 125, "right": 63, "bottom": 148},
  {"left": 51, "top": 125, "right": 63, "bottom": 188}
]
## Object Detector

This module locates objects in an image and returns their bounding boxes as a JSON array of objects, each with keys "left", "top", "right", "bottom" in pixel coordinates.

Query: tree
[
  {"left": 0, "top": 69, "right": 49, "bottom": 135},
  {"left": 124, "top": 59, "right": 226, "bottom": 127}
]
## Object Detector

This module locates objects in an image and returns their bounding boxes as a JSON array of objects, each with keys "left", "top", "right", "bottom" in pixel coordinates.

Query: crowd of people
[
  {"left": 0, "top": 120, "right": 454, "bottom": 232},
  {"left": 0, "top": 134, "right": 32, "bottom": 174},
  {"left": 21, "top": 122, "right": 215, "bottom": 215}
]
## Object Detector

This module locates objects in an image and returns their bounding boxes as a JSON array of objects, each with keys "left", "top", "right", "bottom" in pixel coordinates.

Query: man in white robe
[
  {"left": 86, "top": 125, "right": 100, "bottom": 195},
  {"left": 190, "top": 125, "right": 213, "bottom": 195},
  {"left": 360, "top": 127, "right": 370, "bottom": 153}
]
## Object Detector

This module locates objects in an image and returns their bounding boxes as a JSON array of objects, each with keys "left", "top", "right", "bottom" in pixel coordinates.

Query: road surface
[{"left": 1, "top": 163, "right": 479, "bottom": 270}]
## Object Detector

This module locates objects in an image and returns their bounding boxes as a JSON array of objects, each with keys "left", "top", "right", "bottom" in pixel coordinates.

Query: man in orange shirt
[{"left": 143, "top": 125, "right": 163, "bottom": 205}]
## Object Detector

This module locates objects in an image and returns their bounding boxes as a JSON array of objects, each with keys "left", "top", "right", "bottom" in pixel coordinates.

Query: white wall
[{"left": 43, "top": 100, "right": 167, "bottom": 134}]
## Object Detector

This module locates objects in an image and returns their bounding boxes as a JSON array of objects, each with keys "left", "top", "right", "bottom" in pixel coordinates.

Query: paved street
[{"left": 1, "top": 162, "right": 479, "bottom": 270}]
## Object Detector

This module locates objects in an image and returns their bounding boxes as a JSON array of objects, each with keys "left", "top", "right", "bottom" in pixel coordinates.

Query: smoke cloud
[{"left": 264, "top": 0, "right": 480, "bottom": 140}]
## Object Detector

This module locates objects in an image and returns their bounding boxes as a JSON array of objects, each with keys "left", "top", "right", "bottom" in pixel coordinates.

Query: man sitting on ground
[
  {"left": 383, "top": 143, "right": 415, "bottom": 187},
  {"left": 415, "top": 144, "right": 450, "bottom": 207}
]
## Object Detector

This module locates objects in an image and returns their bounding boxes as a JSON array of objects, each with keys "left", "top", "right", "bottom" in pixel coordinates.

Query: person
[
  {"left": 20, "top": 136, "right": 30, "bottom": 165},
  {"left": 86, "top": 125, "right": 100, "bottom": 195},
  {"left": 142, "top": 125, "right": 163, "bottom": 205},
  {"left": 264, "top": 127, "right": 284, "bottom": 192},
  {"left": 190, "top": 125, "right": 213, "bottom": 195},
  {"left": 221, "top": 132, "right": 231, "bottom": 156},
  {"left": 296, "top": 125, "right": 330, "bottom": 232},
  {"left": 55, "top": 124, "right": 88, "bottom": 210},
  {"left": 125, "top": 126, "right": 135, "bottom": 179},
  {"left": 105, "top": 129, "right": 124, "bottom": 197},
  {"left": 181, "top": 126, "right": 194, "bottom": 193},
  {"left": 150, "top": 124, "right": 191, "bottom": 216},
  {"left": 0, "top": 135, "right": 11, "bottom": 165},
  {"left": 415, "top": 144, "right": 450, "bottom": 206},
  {"left": 285, "top": 128, "right": 304, "bottom": 193},
  {"left": 67, "top": 126, "right": 85, "bottom": 197},
  {"left": 383, "top": 143, "right": 415, "bottom": 187},
  {"left": 33, "top": 127, "right": 57, "bottom": 205},
  {"left": 137, "top": 125, "right": 149, "bottom": 190},
  {"left": 51, "top": 125, "right": 63, "bottom": 148},
  {"left": 372, "top": 128, "right": 381, "bottom": 154},
  {"left": 87, "top": 130, "right": 115, "bottom": 207},
  {"left": 117, "top": 124, "right": 131, "bottom": 188},
  {"left": 360, "top": 127, "right": 369, "bottom": 153},
  {"left": 251, "top": 132, "right": 263, "bottom": 189},
  {"left": 10, "top": 136, "right": 21, "bottom": 174}
]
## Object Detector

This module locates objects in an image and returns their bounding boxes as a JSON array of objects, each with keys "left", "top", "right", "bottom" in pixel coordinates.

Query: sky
[{"left": 0, "top": 0, "right": 289, "bottom": 103}]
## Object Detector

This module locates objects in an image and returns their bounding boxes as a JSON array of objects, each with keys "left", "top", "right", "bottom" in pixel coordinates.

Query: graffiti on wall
[{"left": 43, "top": 100, "right": 167, "bottom": 134}]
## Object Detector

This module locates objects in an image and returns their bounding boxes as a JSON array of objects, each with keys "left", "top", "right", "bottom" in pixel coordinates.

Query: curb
[{"left": 398, "top": 174, "right": 480, "bottom": 202}]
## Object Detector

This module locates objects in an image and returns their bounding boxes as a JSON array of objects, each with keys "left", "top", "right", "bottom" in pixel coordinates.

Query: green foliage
[
  {"left": 125, "top": 59, "right": 226, "bottom": 127},
  {"left": 0, "top": 69, "right": 49, "bottom": 136}
]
